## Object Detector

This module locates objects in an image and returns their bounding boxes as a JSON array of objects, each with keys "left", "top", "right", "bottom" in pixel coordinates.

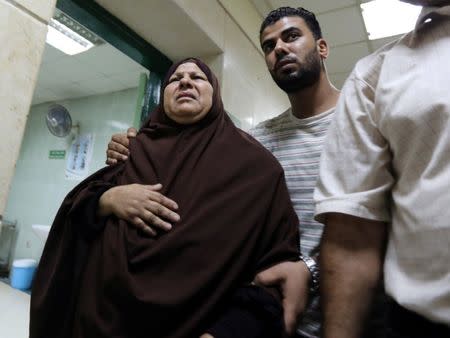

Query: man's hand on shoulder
[{"left": 106, "top": 127, "right": 137, "bottom": 165}]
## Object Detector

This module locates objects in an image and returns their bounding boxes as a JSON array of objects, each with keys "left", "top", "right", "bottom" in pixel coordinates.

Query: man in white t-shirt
[
  {"left": 105, "top": 7, "right": 342, "bottom": 337},
  {"left": 314, "top": 1, "right": 450, "bottom": 338}
]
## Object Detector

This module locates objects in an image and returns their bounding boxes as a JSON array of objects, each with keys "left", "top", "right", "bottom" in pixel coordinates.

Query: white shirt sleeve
[{"left": 314, "top": 70, "right": 395, "bottom": 223}]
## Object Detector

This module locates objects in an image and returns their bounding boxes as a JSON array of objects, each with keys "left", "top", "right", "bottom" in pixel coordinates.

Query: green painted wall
[{"left": 4, "top": 88, "right": 138, "bottom": 262}]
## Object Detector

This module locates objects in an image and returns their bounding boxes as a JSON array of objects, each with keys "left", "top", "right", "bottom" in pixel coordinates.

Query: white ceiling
[
  {"left": 32, "top": 42, "right": 148, "bottom": 105},
  {"left": 32, "top": 0, "right": 419, "bottom": 105},
  {"left": 250, "top": 0, "right": 411, "bottom": 88},
  {"left": 94, "top": 0, "right": 222, "bottom": 62},
  {"left": 32, "top": 0, "right": 224, "bottom": 106}
]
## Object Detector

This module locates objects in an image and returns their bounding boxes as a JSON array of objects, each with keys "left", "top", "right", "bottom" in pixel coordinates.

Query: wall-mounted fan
[{"left": 45, "top": 104, "right": 79, "bottom": 137}]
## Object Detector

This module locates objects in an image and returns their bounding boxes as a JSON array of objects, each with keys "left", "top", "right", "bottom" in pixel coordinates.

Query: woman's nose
[{"left": 179, "top": 76, "right": 192, "bottom": 88}]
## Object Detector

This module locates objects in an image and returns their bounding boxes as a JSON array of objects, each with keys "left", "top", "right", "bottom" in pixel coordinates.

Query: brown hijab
[{"left": 30, "top": 58, "right": 299, "bottom": 338}]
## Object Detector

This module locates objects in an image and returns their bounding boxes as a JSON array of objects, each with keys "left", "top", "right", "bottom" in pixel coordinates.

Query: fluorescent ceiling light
[
  {"left": 361, "top": 0, "right": 422, "bottom": 40},
  {"left": 46, "top": 18, "right": 94, "bottom": 55}
]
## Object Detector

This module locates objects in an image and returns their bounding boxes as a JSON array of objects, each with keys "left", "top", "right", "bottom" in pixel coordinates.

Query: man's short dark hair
[{"left": 259, "top": 7, "right": 322, "bottom": 40}]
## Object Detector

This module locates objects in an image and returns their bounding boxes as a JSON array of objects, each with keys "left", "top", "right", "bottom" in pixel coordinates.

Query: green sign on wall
[{"left": 49, "top": 150, "right": 66, "bottom": 159}]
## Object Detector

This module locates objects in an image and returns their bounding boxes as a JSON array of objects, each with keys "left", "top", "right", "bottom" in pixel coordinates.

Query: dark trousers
[
  {"left": 207, "top": 286, "right": 283, "bottom": 338},
  {"left": 386, "top": 302, "right": 450, "bottom": 338}
]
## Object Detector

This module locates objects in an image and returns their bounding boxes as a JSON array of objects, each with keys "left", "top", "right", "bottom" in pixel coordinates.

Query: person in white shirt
[{"left": 314, "top": 1, "right": 450, "bottom": 338}]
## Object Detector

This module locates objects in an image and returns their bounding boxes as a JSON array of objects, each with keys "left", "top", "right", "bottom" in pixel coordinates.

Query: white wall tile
[
  {"left": 217, "top": 0, "right": 263, "bottom": 50},
  {"left": 221, "top": 15, "right": 289, "bottom": 129},
  {"left": 0, "top": 0, "right": 48, "bottom": 214},
  {"left": 175, "top": 0, "right": 226, "bottom": 50},
  {"left": 13, "top": 0, "right": 56, "bottom": 23}
]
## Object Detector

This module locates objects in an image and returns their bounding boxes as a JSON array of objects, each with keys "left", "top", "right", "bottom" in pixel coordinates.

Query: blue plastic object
[{"left": 10, "top": 259, "right": 37, "bottom": 290}]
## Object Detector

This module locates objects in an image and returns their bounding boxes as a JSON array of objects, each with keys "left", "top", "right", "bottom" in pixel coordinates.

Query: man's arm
[{"left": 320, "top": 213, "right": 387, "bottom": 338}]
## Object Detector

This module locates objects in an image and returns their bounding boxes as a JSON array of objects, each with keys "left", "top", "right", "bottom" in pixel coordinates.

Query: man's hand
[
  {"left": 98, "top": 183, "right": 180, "bottom": 236},
  {"left": 106, "top": 127, "right": 137, "bottom": 165},
  {"left": 254, "top": 261, "right": 310, "bottom": 336}
]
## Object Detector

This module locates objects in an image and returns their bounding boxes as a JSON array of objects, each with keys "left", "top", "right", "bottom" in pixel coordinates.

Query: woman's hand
[{"left": 98, "top": 183, "right": 180, "bottom": 236}]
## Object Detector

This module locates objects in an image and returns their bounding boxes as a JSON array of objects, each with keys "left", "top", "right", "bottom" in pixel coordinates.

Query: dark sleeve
[
  {"left": 30, "top": 164, "right": 123, "bottom": 338},
  {"left": 63, "top": 162, "right": 125, "bottom": 241},
  {"left": 69, "top": 183, "right": 113, "bottom": 241},
  {"left": 254, "top": 169, "right": 300, "bottom": 274},
  {"left": 206, "top": 285, "right": 284, "bottom": 338}
]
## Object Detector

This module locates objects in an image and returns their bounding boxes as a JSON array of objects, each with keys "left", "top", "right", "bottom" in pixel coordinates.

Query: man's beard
[{"left": 271, "top": 49, "right": 322, "bottom": 93}]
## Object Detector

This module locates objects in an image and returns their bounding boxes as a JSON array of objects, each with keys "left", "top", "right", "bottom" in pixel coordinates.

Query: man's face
[
  {"left": 260, "top": 16, "right": 325, "bottom": 93},
  {"left": 400, "top": 0, "right": 449, "bottom": 6}
]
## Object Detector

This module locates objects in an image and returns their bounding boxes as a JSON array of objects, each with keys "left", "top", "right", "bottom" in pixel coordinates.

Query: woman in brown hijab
[{"left": 30, "top": 58, "right": 300, "bottom": 338}]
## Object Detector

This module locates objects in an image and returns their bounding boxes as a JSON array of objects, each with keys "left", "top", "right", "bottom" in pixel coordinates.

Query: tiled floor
[{"left": 0, "top": 282, "right": 30, "bottom": 338}]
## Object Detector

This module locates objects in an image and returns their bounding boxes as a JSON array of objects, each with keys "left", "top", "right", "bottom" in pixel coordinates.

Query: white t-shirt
[{"left": 314, "top": 6, "right": 450, "bottom": 325}]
